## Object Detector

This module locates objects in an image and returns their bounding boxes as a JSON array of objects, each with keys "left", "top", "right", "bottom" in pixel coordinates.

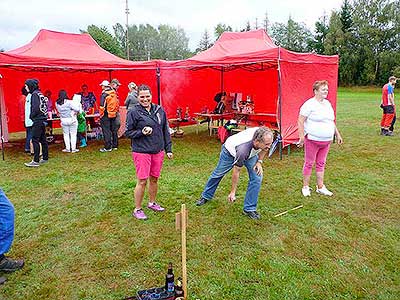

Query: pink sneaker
[
  {"left": 133, "top": 209, "right": 148, "bottom": 220},
  {"left": 147, "top": 202, "right": 165, "bottom": 212}
]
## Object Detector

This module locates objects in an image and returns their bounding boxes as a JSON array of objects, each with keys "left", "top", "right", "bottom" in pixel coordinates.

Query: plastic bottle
[{"left": 165, "top": 263, "right": 175, "bottom": 293}]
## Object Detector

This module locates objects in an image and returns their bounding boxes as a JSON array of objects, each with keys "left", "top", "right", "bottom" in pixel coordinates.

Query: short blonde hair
[{"left": 313, "top": 80, "right": 328, "bottom": 92}]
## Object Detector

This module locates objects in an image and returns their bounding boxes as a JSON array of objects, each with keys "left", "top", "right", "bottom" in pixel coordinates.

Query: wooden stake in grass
[
  {"left": 175, "top": 204, "right": 188, "bottom": 300},
  {"left": 274, "top": 204, "right": 303, "bottom": 217}
]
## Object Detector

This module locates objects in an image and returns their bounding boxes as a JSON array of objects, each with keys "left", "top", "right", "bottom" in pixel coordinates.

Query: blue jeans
[
  {"left": 25, "top": 126, "right": 33, "bottom": 151},
  {"left": 0, "top": 189, "right": 15, "bottom": 256},
  {"left": 201, "top": 145, "right": 263, "bottom": 211}
]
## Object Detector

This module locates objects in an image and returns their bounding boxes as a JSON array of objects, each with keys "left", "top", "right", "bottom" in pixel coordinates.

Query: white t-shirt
[
  {"left": 299, "top": 97, "right": 335, "bottom": 141},
  {"left": 224, "top": 127, "right": 261, "bottom": 167}
]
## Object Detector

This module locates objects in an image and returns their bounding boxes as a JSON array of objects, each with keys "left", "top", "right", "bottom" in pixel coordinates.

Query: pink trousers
[{"left": 303, "top": 136, "right": 331, "bottom": 176}]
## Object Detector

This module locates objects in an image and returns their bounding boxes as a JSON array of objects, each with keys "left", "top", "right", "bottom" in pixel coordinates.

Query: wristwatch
[{"left": 257, "top": 159, "right": 263, "bottom": 164}]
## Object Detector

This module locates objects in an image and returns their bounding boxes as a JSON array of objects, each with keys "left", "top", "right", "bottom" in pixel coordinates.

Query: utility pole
[{"left": 125, "top": 0, "right": 130, "bottom": 60}]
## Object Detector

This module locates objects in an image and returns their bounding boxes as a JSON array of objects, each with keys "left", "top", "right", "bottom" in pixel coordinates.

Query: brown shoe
[{"left": 0, "top": 256, "right": 24, "bottom": 273}]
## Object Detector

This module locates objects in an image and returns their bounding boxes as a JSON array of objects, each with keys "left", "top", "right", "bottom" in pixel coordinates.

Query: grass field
[{"left": 0, "top": 87, "right": 399, "bottom": 300}]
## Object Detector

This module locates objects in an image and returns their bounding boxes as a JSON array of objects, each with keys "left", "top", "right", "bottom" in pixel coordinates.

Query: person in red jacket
[{"left": 380, "top": 76, "right": 397, "bottom": 136}]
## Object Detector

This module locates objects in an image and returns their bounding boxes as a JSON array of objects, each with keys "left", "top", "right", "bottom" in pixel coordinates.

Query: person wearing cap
[
  {"left": 110, "top": 78, "right": 121, "bottom": 91},
  {"left": 110, "top": 78, "right": 122, "bottom": 144},
  {"left": 125, "top": 82, "right": 138, "bottom": 111},
  {"left": 99, "top": 80, "right": 120, "bottom": 152}
]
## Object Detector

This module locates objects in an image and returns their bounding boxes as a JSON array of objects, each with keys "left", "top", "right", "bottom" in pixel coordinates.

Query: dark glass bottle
[
  {"left": 174, "top": 277, "right": 184, "bottom": 300},
  {"left": 165, "top": 263, "right": 175, "bottom": 293}
]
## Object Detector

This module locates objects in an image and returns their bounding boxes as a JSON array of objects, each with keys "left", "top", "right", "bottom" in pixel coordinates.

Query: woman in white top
[
  {"left": 55, "top": 90, "right": 81, "bottom": 153},
  {"left": 297, "top": 80, "right": 343, "bottom": 197}
]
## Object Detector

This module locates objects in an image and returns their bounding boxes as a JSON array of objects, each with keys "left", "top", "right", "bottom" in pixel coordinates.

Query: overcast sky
[{"left": 0, "top": 0, "right": 343, "bottom": 52}]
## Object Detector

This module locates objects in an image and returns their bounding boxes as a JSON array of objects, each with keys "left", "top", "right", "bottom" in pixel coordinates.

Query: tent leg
[
  {"left": 0, "top": 77, "right": 4, "bottom": 161},
  {"left": 156, "top": 67, "right": 161, "bottom": 105},
  {"left": 220, "top": 67, "right": 224, "bottom": 92},
  {"left": 0, "top": 121, "right": 4, "bottom": 161}
]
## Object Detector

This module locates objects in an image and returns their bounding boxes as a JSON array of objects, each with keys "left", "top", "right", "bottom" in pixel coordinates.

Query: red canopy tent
[
  {"left": 0, "top": 29, "right": 338, "bottom": 148},
  {"left": 158, "top": 29, "right": 339, "bottom": 147},
  {"left": 0, "top": 29, "right": 158, "bottom": 135}
]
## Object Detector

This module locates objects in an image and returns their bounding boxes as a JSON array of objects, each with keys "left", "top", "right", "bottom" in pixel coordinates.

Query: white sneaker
[
  {"left": 62, "top": 149, "right": 71, "bottom": 153},
  {"left": 316, "top": 185, "right": 333, "bottom": 196},
  {"left": 71, "top": 149, "right": 79, "bottom": 153},
  {"left": 301, "top": 186, "right": 311, "bottom": 197},
  {"left": 24, "top": 161, "right": 40, "bottom": 167}
]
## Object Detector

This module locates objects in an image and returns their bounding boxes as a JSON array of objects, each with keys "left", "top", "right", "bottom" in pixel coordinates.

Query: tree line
[
  {"left": 78, "top": 0, "right": 400, "bottom": 86},
  {"left": 195, "top": 0, "right": 400, "bottom": 86}
]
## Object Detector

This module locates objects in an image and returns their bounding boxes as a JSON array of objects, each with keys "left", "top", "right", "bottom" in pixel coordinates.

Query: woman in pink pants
[{"left": 297, "top": 80, "right": 343, "bottom": 197}]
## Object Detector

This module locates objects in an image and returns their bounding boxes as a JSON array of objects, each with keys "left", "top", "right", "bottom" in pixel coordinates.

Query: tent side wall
[
  {"left": 0, "top": 67, "right": 110, "bottom": 133},
  {"left": 111, "top": 69, "right": 158, "bottom": 102},
  {"left": 0, "top": 67, "right": 157, "bottom": 133},
  {"left": 279, "top": 54, "right": 339, "bottom": 147},
  {"left": 160, "top": 68, "right": 221, "bottom": 117},
  {"left": 159, "top": 65, "right": 279, "bottom": 122},
  {"left": 224, "top": 67, "right": 278, "bottom": 116}
]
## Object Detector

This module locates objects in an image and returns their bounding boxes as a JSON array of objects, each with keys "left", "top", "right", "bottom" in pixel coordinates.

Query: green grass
[{"left": 0, "top": 87, "right": 399, "bottom": 299}]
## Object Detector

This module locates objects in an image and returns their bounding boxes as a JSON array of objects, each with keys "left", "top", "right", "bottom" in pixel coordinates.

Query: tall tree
[
  {"left": 113, "top": 23, "right": 127, "bottom": 57},
  {"left": 340, "top": 0, "right": 353, "bottom": 32},
  {"left": 352, "top": 0, "right": 400, "bottom": 83},
  {"left": 85, "top": 25, "right": 124, "bottom": 58},
  {"left": 197, "top": 29, "right": 212, "bottom": 52},
  {"left": 324, "top": 9, "right": 360, "bottom": 85},
  {"left": 271, "top": 17, "right": 313, "bottom": 52},
  {"left": 114, "top": 23, "right": 191, "bottom": 61},
  {"left": 244, "top": 21, "right": 251, "bottom": 31},
  {"left": 214, "top": 23, "right": 232, "bottom": 40},
  {"left": 240, "top": 21, "right": 252, "bottom": 32},
  {"left": 156, "top": 25, "right": 191, "bottom": 60},
  {"left": 324, "top": 0, "right": 400, "bottom": 85},
  {"left": 324, "top": 11, "right": 345, "bottom": 55},
  {"left": 311, "top": 13, "right": 329, "bottom": 54}
]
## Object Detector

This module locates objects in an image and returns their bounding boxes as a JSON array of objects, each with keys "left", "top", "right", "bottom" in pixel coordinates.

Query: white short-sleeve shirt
[
  {"left": 224, "top": 127, "right": 261, "bottom": 167},
  {"left": 299, "top": 97, "right": 335, "bottom": 141}
]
